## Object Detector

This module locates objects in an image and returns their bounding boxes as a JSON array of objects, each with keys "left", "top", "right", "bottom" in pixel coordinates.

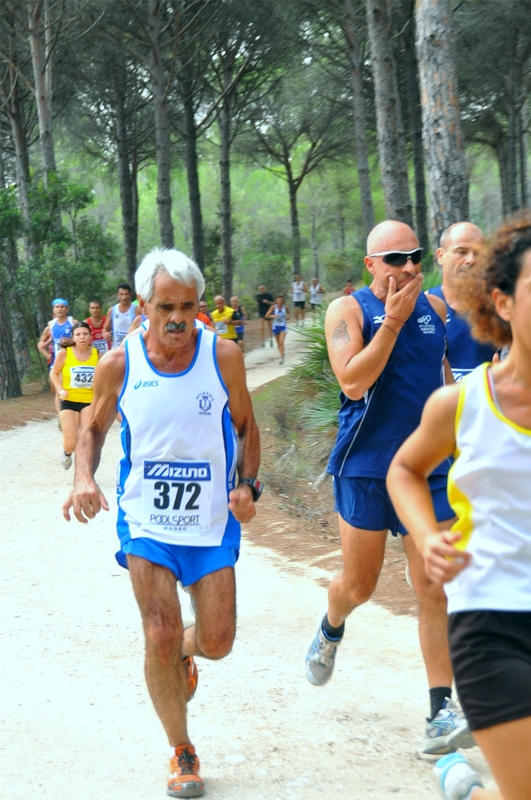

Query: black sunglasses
[{"left": 368, "top": 248, "right": 423, "bottom": 266}]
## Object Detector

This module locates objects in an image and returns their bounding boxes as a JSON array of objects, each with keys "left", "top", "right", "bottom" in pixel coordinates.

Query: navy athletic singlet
[
  {"left": 427, "top": 286, "right": 496, "bottom": 381},
  {"left": 328, "top": 287, "right": 450, "bottom": 479}
]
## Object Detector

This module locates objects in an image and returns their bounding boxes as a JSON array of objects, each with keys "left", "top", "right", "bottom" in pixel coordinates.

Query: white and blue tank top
[
  {"left": 116, "top": 329, "right": 240, "bottom": 548},
  {"left": 427, "top": 286, "right": 496, "bottom": 381},
  {"left": 328, "top": 287, "right": 449, "bottom": 479},
  {"left": 49, "top": 316, "right": 74, "bottom": 364}
]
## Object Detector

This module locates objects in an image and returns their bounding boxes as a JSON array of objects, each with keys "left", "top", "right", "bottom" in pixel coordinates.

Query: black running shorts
[
  {"left": 60, "top": 400, "right": 91, "bottom": 413},
  {"left": 448, "top": 610, "right": 531, "bottom": 731}
]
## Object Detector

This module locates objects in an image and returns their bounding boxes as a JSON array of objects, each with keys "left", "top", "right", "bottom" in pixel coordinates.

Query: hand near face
[{"left": 385, "top": 273, "right": 423, "bottom": 323}]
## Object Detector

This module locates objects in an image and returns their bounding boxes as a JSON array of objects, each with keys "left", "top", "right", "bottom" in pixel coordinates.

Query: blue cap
[{"left": 52, "top": 298, "right": 69, "bottom": 306}]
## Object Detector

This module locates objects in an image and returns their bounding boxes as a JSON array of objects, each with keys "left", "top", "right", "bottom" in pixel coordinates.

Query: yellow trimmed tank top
[
  {"left": 62, "top": 346, "right": 98, "bottom": 403},
  {"left": 446, "top": 363, "right": 531, "bottom": 613}
]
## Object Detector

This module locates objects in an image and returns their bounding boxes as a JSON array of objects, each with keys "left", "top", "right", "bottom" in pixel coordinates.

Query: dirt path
[{"left": 0, "top": 326, "right": 493, "bottom": 799}]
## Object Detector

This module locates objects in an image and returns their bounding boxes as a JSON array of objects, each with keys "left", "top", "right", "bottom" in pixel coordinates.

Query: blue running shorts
[
  {"left": 116, "top": 538, "right": 239, "bottom": 587},
  {"left": 333, "top": 474, "right": 453, "bottom": 536}
]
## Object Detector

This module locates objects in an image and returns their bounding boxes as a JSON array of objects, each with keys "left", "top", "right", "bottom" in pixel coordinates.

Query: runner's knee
[
  {"left": 197, "top": 619, "right": 235, "bottom": 660},
  {"left": 143, "top": 611, "right": 184, "bottom": 660}
]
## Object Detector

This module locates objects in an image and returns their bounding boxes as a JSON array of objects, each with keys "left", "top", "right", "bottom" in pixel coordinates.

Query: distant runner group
[{"left": 44, "top": 212, "right": 530, "bottom": 800}]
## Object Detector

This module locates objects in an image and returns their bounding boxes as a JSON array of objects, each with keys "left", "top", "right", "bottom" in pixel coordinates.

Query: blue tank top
[
  {"left": 328, "top": 287, "right": 450, "bottom": 478},
  {"left": 49, "top": 317, "right": 74, "bottom": 365},
  {"left": 427, "top": 286, "right": 496, "bottom": 381}
]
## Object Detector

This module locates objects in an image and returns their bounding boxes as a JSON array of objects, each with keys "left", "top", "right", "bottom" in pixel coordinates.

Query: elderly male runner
[
  {"left": 429, "top": 222, "right": 496, "bottom": 380},
  {"left": 304, "top": 221, "right": 475, "bottom": 756},
  {"left": 63, "top": 249, "right": 261, "bottom": 797}
]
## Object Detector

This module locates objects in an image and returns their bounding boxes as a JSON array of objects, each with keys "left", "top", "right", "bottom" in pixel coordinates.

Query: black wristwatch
[{"left": 238, "top": 477, "right": 264, "bottom": 502}]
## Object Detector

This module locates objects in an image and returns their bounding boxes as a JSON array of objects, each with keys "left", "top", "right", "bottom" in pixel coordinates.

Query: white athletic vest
[
  {"left": 309, "top": 284, "right": 323, "bottom": 304},
  {"left": 292, "top": 281, "right": 306, "bottom": 302},
  {"left": 445, "top": 363, "right": 531, "bottom": 613},
  {"left": 111, "top": 304, "right": 137, "bottom": 348},
  {"left": 271, "top": 305, "right": 287, "bottom": 328},
  {"left": 117, "top": 329, "right": 239, "bottom": 547}
]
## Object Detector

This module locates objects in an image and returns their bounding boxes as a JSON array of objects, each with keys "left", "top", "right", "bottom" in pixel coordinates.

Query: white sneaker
[
  {"left": 433, "top": 753, "right": 483, "bottom": 799},
  {"left": 423, "top": 698, "right": 476, "bottom": 754},
  {"left": 279, "top": 358, "right": 284, "bottom": 365},
  {"left": 62, "top": 453, "right": 72, "bottom": 470},
  {"left": 269, "top": 338, "right": 274, "bottom": 348},
  {"left": 305, "top": 623, "right": 341, "bottom": 685}
]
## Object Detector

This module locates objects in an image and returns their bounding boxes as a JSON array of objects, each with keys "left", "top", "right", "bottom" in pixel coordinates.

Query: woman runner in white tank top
[{"left": 387, "top": 213, "right": 531, "bottom": 800}]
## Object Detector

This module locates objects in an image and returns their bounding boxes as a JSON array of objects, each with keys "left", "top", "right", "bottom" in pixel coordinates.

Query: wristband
[
  {"left": 385, "top": 313, "right": 405, "bottom": 326},
  {"left": 238, "top": 477, "right": 264, "bottom": 502},
  {"left": 382, "top": 323, "right": 399, "bottom": 337}
]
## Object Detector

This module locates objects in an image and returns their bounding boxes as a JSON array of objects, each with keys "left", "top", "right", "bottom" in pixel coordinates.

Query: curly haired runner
[{"left": 387, "top": 213, "right": 531, "bottom": 800}]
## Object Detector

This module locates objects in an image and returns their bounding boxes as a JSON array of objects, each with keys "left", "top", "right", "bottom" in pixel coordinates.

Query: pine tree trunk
[
  {"left": 27, "top": 0, "right": 56, "bottom": 179},
  {"left": 113, "top": 62, "right": 138, "bottom": 285},
  {"left": 311, "top": 209, "right": 319, "bottom": 279},
  {"left": 396, "top": 2, "right": 428, "bottom": 251},
  {"left": 344, "top": 0, "right": 375, "bottom": 238},
  {"left": 287, "top": 171, "right": 301, "bottom": 275},
  {"left": 416, "top": 0, "right": 468, "bottom": 253},
  {"left": 219, "top": 90, "right": 233, "bottom": 301},
  {"left": 148, "top": 0, "right": 174, "bottom": 248},
  {"left": 0, "top": 283, "right": 22, "bottom": 399},
  {"left": 366, "top": 0, "right": 412, "bottom": 225},
  {"left": 520, "top": 105, "right": 529, "bottom": 209},
  {"left": 183, "top": 74, "right": 205, "bottom": 274},
  {"left": 506, "top": 95, "right": 519, "bottom": 213}
]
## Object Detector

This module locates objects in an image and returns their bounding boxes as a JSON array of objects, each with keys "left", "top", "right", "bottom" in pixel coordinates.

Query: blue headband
[{"left": 52, "top": 298, "right": 68, "bottom": 306}]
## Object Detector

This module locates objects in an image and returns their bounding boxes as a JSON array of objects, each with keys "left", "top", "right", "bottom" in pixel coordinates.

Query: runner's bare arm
[
  {"left": 63, "top": 349, "right": 126, "bottom": 523},
  {"left": 37, "top": 324, "right": 52, "bottom": 358},
  {"left": 387, "top": 384, "right": 471, "bottom": 584},
  {"left": 325, "top": 273, "right": 422, "bottom": 399},
  {"left": 50, "top": 349, "right": 67, "bottom": 396},
  {"left": 102, "top": 308, "right": 113, "bottom": 340},
  {"left": 216, "top": 338, "right": 260, "bottom": 523}
]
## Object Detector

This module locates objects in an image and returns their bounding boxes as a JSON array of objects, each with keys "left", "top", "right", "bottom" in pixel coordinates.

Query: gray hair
[{"left": 135, "top": 248, "right": 205, "bottom": 302}]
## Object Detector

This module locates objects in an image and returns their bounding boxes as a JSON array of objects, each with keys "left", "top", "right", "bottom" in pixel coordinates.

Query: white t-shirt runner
[{"left": 116, "top": 328, "right": 240, "bottom": 548}]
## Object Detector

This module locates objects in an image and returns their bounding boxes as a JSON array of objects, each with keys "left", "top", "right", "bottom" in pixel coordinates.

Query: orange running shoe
[
  {"left": 183, "top": 655, "right": 198, "bottom": 702},
  {"left": 167, "top": 744, "right": 204, "bottom": 797}
]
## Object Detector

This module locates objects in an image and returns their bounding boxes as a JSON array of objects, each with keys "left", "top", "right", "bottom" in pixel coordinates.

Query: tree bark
[
  {"left": 287, "top": 169, "right": 301, "bottom": 275},
  {"left": 0, "top": 286, "right": 22, "bottom": 399},
  {"left": 506, "top": 94, "right": 519, "bottom": 213},
  {"left": 113, "top": 61, "right": 139, "bottom": 285},
  {"left": 520, "top": 104, "right": 529, "bottom": 209},
  {"left": 343, "top": 0, "right": 375, "bottom": 238},
  {"left": 311, "top": 209, "right": 319, "bottom": 279},
  {"left": 218, "top": 62, "right": 233, "bottom": 300},
  {"left": 27, "top": 0, "right": 56, "bottom": 180},
  {"left": 182, "top": 72, "right": 205, "bottom": 274},
  {"left": 395, "top": 1, "right": 428, "bottom": 250},
  {"left": 366, "top": 0, "right": 412, "bottom": 225},
  {"left": 147, "top": 0, "right": 174, "bottom": 248},
  {"left": 416, "top": 0, "right": 468, "bottom": 253}
]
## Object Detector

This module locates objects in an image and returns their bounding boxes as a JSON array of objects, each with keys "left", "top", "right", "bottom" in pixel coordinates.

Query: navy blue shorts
[
  {"left": 116, "top": 538, "right": 239, "bottom": 587},
  {"left": 333, "top": 474, "right": 453, "bottom": 536}
]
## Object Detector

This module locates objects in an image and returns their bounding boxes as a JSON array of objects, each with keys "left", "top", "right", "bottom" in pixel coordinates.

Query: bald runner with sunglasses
[{"left": 304, "top": 221, "right": 475, "bottom": 757}]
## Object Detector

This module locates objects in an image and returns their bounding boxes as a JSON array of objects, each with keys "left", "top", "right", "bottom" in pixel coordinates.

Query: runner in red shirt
[{"left": 84, "top": 300, "right": 109, "bottom": 355}]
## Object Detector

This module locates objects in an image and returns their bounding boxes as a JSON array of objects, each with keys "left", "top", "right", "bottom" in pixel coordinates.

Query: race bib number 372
[{"left": 141, "top": 460, "right": 213, "bottom": 534}]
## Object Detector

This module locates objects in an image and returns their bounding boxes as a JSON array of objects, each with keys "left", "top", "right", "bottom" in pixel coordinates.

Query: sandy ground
[{"left": 0, "top": 325, "right": 493, "bottom": 799}]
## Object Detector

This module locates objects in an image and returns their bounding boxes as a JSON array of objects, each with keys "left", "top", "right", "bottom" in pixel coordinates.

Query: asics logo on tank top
[
  {"left": 197, "top": 391, "right": 214, "bottom": 415},
  {"left": 134, "top": 379, "right": 159, "bottom": 389},
  {"left": 417, "top": 314, "right": 436, "bottom": 334}
]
